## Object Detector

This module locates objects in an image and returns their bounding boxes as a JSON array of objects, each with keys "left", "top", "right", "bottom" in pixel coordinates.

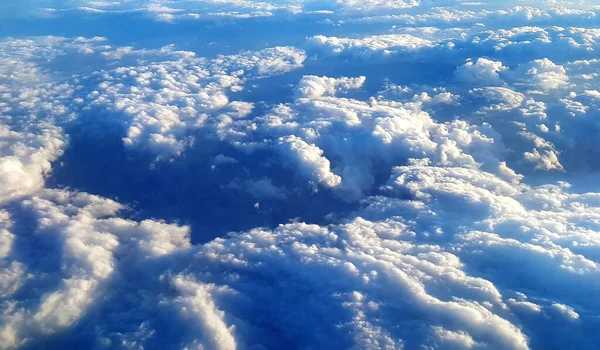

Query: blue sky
[{"left": 1, "top": 1, "right": 600, "bottom": 349}]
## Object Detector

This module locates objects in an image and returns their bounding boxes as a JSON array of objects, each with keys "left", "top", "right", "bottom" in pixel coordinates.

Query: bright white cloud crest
[{"left": 1, "top": 0, "right": 600, "bottom": 349}]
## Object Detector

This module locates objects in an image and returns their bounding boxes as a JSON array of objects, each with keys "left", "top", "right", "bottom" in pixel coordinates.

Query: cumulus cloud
[
  {"left": 0, "top": 189, "right": 191, "bottom": 348},
  {"left": 6, "top": 160, "right": 600, "bottom": 348},
  {"left": 83, "top": 45, "right": 306, "bottom": 159},
  {"left": 210, "top": 74, "right": 516, "bottom": 200},
  {"left": 277, "top": 135, "right": 342, "bottom": 189},
  {"left": 346, "top": 4, "right": 600, "bottom": 27},
  {"left": 0, "top": 36, "right": 304, "bottom": 202},
  {"left": 3, "top": 0, "right": 600, "bottom": 348},
  {"left": 0, "top": 187, "right": 531, "bottom": 349},
  {"left": 470, "top": 86, "right": 525, "bottom": 110},
  {"left": 454, "top": 58, "right": 506, "bottom": 85},
  {"left": 511, "top": 58, "right": 570, "bottom": 91},
  {"left": 0, "top": 51, "right": 74, "bottom": 203},
  {"left": 0, "top": 123, "right": 65, "bottom": 204},
  {"left": 306, "top": 33, "right": 434, "bottom": 60},
  {"left": 294, "top": 75, "right": 366, "bottom": 99}
]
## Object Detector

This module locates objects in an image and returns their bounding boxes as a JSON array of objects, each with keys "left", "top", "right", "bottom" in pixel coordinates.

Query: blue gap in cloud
[{"left": 46, "top": 114, "right": 358, "bottom": 244}]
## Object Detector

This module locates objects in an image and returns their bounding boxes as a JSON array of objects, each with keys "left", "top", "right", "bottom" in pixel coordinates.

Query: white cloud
[
  {"left": 0, "top": 189, "right": 190, "bottom": 347},
  {"left": 550, "top": 303, "right": 580, "bottom": 320},
  {"left": 3, "top": 0, "right": 600, "bottom": 348},
  {"left": 81, "top": 45, "right": 306, "bottom": 159},
  {"left": 277, "top": 135, "right": 342, "bottom": 189},
  {"left": 470, "top": 87, "right": 525, "bottom": 110},
  {"left": 7, "top": 156, "right": 600, "bottom": 348},
  {"left": 295, "top": 75, "right": 366, "bottom": 99},
  {"left": 512, "top": 58, "right": 569, "bottom": 90},
  {"left": 454, "top": 58, "right": 506, "bottom": 85},
  {"left": 0, "top": 56, "right": 72, "bottom": 203},
  {"left": 306, "top": 34, "right": 434, "bottom": 60},
  {"left": 212, "top": 75, "right": 514, "bottom": 199},
  {"left": 212, "top": 153, "right": 238, "bottom": 167}
]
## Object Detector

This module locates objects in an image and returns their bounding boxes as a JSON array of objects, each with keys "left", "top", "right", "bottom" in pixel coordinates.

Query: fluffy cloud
[
  {"left": 82, "top": 45, "right": 306, "bottom": 159},
  {"left": 213, "top": 75, "right": 515, "bottom": 200},
  {"left": 0, "top": 0, "right": 427, "bottom": 20},
  {"left": 470, "top": 87, "right": 525, "bottom": 110},
  {"left": 6, "top": 159, "right": 600, "bottom": 348},
  {"left": 0, "top": 36, "right": 306, "bottom": 204},
  {"left": 0, "top": 186, "right": 530, "bottom": 349},
  {"left": 0, "top": 189, "right": 190, "bottom": 347},
  {"left": 306, "top": 33, "right": 435, "bottom": 60},
  {"left": 0, "top": 54, "right": 72, "bottom": 203},
  {"left": 3, "top": 0, "right": 600, "bottom": 348},
  {"left": 294, "top": 75, "right": 366, "bottom": 99},
  {"left": 454, "top": 58, "right": 506, "bottom": 85},
  {"left": 511, "top": 58, "right": 570, "bottom": 91},
  {"left": 0, "top": 123, "right": 65, "bottom": 204}
]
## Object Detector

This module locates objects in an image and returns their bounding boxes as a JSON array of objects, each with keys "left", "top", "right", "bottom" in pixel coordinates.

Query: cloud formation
[{"left": 2, "top": 0, "right": 600, "bottom": 349}]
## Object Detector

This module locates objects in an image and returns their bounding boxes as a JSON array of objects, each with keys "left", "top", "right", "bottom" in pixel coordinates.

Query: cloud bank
[{"left": 2, "top": 0, "right": 600, "bottom": 349}]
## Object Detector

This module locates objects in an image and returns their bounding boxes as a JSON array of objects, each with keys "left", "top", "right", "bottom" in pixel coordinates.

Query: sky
[{"left": 1, "top": 0, "right": 600, "bottom": 349}]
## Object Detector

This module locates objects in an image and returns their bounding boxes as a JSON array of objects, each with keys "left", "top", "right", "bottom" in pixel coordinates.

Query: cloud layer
[{"left": 2, "top": 0, "right": 600, "bottom": 349}]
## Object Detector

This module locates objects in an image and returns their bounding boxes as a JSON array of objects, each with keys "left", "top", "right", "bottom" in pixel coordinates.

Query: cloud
[
  {"left": 470, "top": 86, "right": 525, "bottom": 110},
  {"left": 0, "top": 189, "right": 191, "bottom": 348},
  {"left": 306, "top": 33, "right": 435, "bottom": 61},
  {"left": 78, "top": 45, "right": 306, "bottom": 159},
  {"left": 0, "top": 53, "right": 73, "bottom": 204},
  {"left": 212, "top": 74, "right": 515, "bottom": 200},
  {"left": 344, "top": 4, "right": 599, "bottom": 28},
  {"left": 6, "top": 146, "right": 600, "bottom": 348},
  {"left": 550, "top": 303, "right": 580, "bottom": 320},
  {"left": 294, "top": 75, "right": 366, "bottom": 99},
  {"left": 0, "top": 123, "right": 65, "bottom": 204},
  {"left": 511, "top": 58, "right": 569, "bottom": 91},
  {"left": 0, "top": 186, "right": 531, "bottom": 349},
  {"left": 277, "top": 135, "right": 343, "bottom": 189},
  {"left": 11, "top": 159, "right": 600, "bottom": 349},
  {"left": 454, "top": 58, "right": 506, "bottom": 85},
  {"left": 3, "top": 0, "right": 600, "bottom": 348},
  {"left": 0, "top": 0, "right": 424, "bottom": 20},
  {"left": 212, "top": 153, "right": 238, "bottom": 167}
]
